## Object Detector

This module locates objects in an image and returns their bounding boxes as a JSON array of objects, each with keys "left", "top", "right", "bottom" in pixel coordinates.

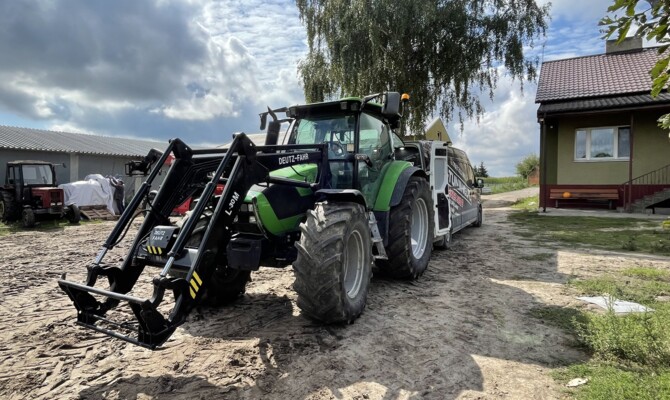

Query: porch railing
[{"left": 620, "top": 163, "right": 670, "bottom": 211}]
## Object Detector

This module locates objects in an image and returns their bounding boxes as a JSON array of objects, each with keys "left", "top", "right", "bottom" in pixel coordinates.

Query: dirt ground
[{"left": 1, "top": 188, "right": 669, "bottom": 400}]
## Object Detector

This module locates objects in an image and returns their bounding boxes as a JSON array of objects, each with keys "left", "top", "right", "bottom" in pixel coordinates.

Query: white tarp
[
  {"left": 59, "top": 174, "right": 117, "bottom": 215},
  {"left": 577, "top": 296, "right": 653, "bottom": 313}
]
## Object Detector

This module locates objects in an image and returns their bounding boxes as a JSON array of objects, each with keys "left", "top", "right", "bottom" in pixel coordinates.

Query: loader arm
[{"left": 58, "top": 133, "right": 329, "bottom": 348}]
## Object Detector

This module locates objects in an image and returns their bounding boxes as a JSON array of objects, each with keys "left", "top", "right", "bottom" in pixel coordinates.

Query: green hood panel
[{"left": 243, "top": 164, "right": 318, "bottom": 235}]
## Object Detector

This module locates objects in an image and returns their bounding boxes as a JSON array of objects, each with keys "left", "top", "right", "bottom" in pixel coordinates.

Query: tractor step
[
  {"left": 368, "top": 212, "right": 387, "bottom": 260},
  {"left": 58, "top": 273, "right": 180, "bottom": 349}
]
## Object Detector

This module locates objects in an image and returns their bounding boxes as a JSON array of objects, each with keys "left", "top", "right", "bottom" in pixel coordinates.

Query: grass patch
[
  {"left": 509, "top": 212, "right": 670, "bottom": 256},
  {"left": 553, "top": 363, "right": 670, "bottom": 400},
  {"left": 551, "top": 268, "right": 670, "bottom": 397},
  {"left": 511, "top": 195, "right": 539, "bottom": 211},
  {"left": 482, "top": 177, "right": 530, "bottom": 194},
  {"left": 528, "top": 305, "right": 588, "bottom": 332},
  {"left": 519, "top": 252, "right": 553, "bottom": 261},
  {"left": 0, "top": 218, "right": 98, "bottom": 235}
]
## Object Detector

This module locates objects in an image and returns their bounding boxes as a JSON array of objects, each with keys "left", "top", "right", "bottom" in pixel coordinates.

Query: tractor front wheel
[
  {"left": 22, "top": 208, "right": 36, "bottom": 228},
  {"left": 0, "top": 190, "right": 19, "bottom": 222},
  {"left": 293, "top": 201, "right": 372, "bottom": 323},
  {"left": 66, "top": 204, "right": 81, "bottom": 224},
  {"left": 378, "top": 176, "right": 434, "bottom": 279},
  {"left": 185, "top": 217, "right": 250, "bottom": 307}
]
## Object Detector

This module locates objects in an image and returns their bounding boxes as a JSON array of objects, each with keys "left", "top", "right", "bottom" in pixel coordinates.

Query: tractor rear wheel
[
  {"left": 22, "top": 208, "right": 36, "bottom": 228},
  {"left": 185, "top": 216, "right": 250, "bottom": 307},
  {"left": 293, "top": 201, "right": 372, "bottom": 323},
  {"left": 0, "top": 190, "right": 19, "bottom": 222},
  {"left": 378, "top": 176, "right": 434, "bottom": 279}
]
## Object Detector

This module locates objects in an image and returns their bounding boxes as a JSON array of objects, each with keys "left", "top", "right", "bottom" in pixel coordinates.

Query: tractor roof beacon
[{"left": 58, "top": 92, "right": 483, "bottom": 349}]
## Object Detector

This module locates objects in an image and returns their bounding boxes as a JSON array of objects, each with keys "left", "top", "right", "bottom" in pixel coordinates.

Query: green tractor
[{"left": 58, "top": 92, "right": 481, "bottom": 348}]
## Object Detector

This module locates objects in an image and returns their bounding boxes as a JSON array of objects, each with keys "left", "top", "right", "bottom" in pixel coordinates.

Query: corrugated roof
[
  {"left": 536, "top": 48, "right": 662, "bottom": 103},
  {"left": 0, "top": 125, "right": 167, "bottom": 157},
  {"left": 537, "top": 93, "right": 670, "bottom": 114}
]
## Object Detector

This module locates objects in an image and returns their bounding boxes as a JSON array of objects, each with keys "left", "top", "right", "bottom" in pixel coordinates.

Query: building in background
[
  {"left": 0, "top": 125, "right": 168, "bottom": 201},
  {"left": 536, "top": 37, "right": 670, "bottom": 212}
]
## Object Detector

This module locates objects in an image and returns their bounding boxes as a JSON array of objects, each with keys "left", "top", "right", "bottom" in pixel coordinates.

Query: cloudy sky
[{"left": 0, "top": 0, "right": 623, "bottom": 175}]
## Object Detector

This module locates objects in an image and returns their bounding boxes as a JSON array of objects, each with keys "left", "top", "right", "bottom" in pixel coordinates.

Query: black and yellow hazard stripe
[
  {"left": 189, "top": 271, "right": 203, "bottom": 299},
  {"left": 146, "top": 245, "right": 163, "bottom": 255}
]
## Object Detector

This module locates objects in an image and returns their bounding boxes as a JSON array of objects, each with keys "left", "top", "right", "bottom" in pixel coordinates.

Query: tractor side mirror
[
  {"left": 264, "top": 120, "right": 281, "bottom": 147},
  {"left": 476, "top": 178, "right": 484, "bottom": 188},
  {"left": 382, "top": 92, "right": 401, "bottom": 118}
]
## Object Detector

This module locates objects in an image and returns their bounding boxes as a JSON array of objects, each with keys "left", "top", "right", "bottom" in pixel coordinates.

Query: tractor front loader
[
  {"left": 59, "top": 92, "right": 443, "bottom": 349},
  {"left": 58, "top": 133, "right": 331, "bottom": 348}
]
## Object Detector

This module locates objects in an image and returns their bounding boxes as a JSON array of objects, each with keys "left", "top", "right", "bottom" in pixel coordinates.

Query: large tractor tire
[
  {"left": 0, "top": 190, "right": 19, "bottom": 222},
  {"left": 378, "top": 176, "right": 434, "bottom": 279},
  {"left": 293, "top": 201, "right": 373, "bottom": 324},
  {"left": 185, "top": 216, "right": 250, "bottom": 307}
]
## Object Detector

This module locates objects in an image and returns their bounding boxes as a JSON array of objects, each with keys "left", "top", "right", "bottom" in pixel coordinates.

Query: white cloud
[
  {"left": 538, "top": 0, "right": 612, "bottom": 23},
  {"left": 0, "top": 0, "right": 308, "bottom": 136},
  {"left": 447, "top": 73, "right": 539, "bottom": 177}
]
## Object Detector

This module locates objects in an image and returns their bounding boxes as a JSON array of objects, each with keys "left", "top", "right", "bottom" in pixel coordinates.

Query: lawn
[{"left": 511, "top": 200, "right": 670, "bottom": 398}]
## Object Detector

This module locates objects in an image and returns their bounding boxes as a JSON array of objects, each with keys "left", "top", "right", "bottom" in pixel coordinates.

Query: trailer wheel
[
  {"left": 186, "top": 217, "right": 250, "bottom": 307},
  {"left": 22, "top": 208, "right": 36, "bottom": 228},
  {"left": 378, "top": 176, "right": 434, "bottom": 279},
  {"left": 472, "top": 205, "right": 483, "bottom": 227},
  {"left": 0, "top": 190, "right": 19, "bottom": 222},
  {"left": 293, "top": 201, "right": 372, "bottom": 323},
  {"left": 66, "top": 204, "right": 81, "bottom": 224}
]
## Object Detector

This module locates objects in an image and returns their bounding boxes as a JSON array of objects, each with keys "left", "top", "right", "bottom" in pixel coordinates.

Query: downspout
[
  {"left": 540, "top": 114, "right": 547, "bottom": 212},
  {"left": 627, "top": 113, "right": 634, "bottom": 211}
]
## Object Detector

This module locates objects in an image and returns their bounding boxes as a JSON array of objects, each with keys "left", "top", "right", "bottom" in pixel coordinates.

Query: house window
[{"left": 574, "top": 126, "right": 630, "bottom": 161}]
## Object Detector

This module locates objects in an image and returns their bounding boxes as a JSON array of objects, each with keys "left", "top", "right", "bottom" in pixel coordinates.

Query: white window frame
[{"left": 574, "top": 125, "right": 630, "bottom": 162}]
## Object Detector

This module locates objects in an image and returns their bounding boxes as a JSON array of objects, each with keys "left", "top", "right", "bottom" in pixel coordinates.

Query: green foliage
[
  {"left": 600, "top": 0, "right": 670, "bottom": 129},
  {"left": 515, "top": 153, "right": 539, "bottom": 178},
  {"left": 295, "top": 0, "right": 550, "bottom": 133},
  {"left": 554, "top": 363, "right": 670, "bottom": 400},
  {"left": 552, "top": 270, "right": 670, "bottom": 398},
  {"left": 482, "top": 176, "right": 529, "bottom": 194},
  {"left": 569, "top": 270, "right": 670, "bottom": 368},
  {"left": 511, "top": 194, "right": 539, "bottom": 211},
  {"left": 474, "top": 161, "right": 489, "bottom": 178}
]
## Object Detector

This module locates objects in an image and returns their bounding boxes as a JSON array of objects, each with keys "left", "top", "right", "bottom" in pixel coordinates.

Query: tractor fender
[
  {"left": 388, "top": 167, "right": 428, "bottom": 208},
  {"left": 316, "top": 189, "right": 367, "bottom": 208}
]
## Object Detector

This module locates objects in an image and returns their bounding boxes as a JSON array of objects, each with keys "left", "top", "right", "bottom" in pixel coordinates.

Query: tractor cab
[{"left": 284, "top": 93, "right": 403, "bottom": 207}]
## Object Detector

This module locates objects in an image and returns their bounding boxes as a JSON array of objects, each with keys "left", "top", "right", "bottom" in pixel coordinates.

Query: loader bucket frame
[{"left": 58, "top": 133, "right": 329, "bottom": 348}]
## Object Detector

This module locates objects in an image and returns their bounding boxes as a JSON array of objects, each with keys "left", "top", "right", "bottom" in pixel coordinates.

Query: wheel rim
[
  {"left": 343, "top": 229, "right": 365, "bottom": 299},
  {"left": 411, "top": 198, "right": 428, "bottom": 259}
]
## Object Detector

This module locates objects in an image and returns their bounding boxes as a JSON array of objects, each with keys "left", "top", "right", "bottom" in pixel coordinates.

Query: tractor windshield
[
  {"left": 21, "top": 165, "right": 54, "bottom": 185},
  {"left": 289, "top": 114, "right": 356, "bottom": 160}
]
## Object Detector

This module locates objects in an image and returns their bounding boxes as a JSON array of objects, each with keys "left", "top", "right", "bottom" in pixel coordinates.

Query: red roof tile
[{"left": 535, "top": 48, "right": 663, "bottom": 103}]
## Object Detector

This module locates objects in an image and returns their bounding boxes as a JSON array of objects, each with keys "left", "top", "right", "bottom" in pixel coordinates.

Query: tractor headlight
[{"left": 251, "top": 199, "right": 265, "bottom": 234}]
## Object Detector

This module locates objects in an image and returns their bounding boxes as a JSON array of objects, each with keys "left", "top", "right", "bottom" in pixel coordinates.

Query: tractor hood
[{"left": 244, "top": 163, "right": 318, "bottom": 236}]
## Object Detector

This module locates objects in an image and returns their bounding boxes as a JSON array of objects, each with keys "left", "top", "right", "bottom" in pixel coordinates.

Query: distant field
[{"left": 481, "top": 176, "right": 530, "bottom": 194}]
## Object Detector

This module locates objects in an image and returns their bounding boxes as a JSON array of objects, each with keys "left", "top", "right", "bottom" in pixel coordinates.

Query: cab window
[
  {"left": 359, "top": 113, "right": 392, "bottom": 167},
  {"left": 290, "top": 114, "right": 355, "bottom": 160}
]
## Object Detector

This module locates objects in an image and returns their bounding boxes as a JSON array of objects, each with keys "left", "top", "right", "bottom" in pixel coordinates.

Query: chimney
[{"left": 606, "top": 37, "right": 643, "bottom": 54}]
